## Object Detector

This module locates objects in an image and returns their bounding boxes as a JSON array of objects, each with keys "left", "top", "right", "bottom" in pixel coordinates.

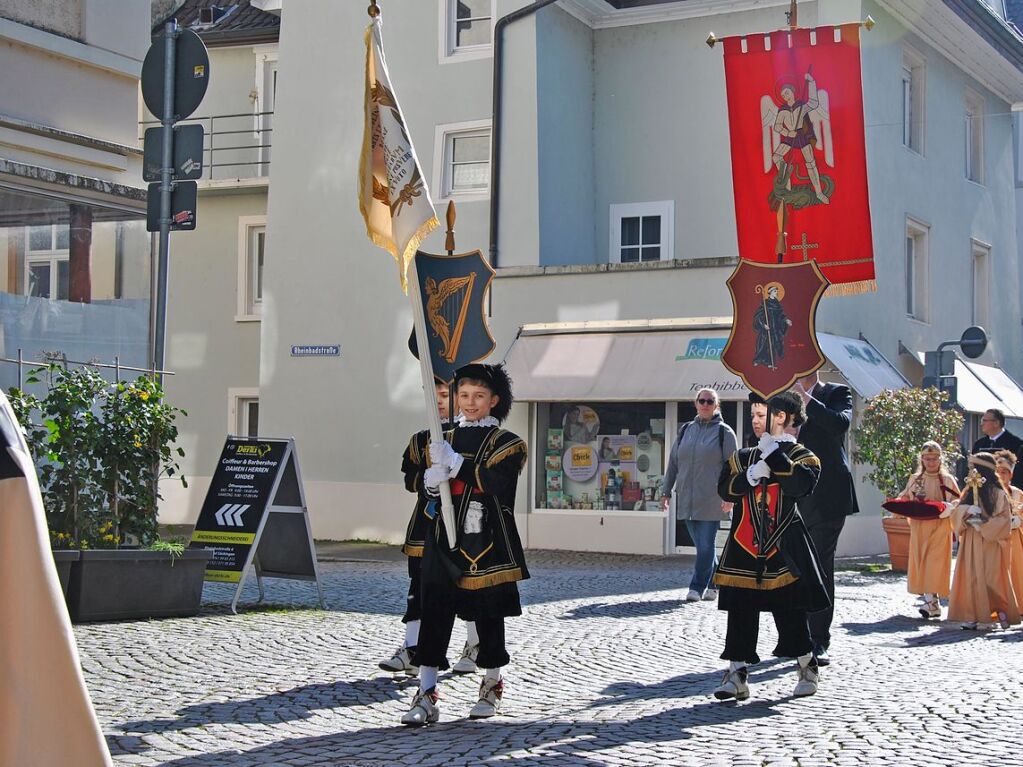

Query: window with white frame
[
  {"left": 229, "top": 388, "right": 260, "bottom": 438},
  {"left": 965, "top": 90, "right": 984, "bottom": 183},
  {"left": 434, "top": 121, "right": 491, "bottom": 200},
  {"left": 905, "top": 218, "right": 929, "bottom": 321},
  {"left": 902, "top": 48, "right": 925, "bottom": 153},
  {"left": 971, "top": 240, "right": 990, "bottom": 328},
  {"left": 25, "top": 224, "right": 70, "bottom": 300},
  {"left": 237, "top": 216, "right": 266, "bottom": 320},
  {"left": 439, "top": 0, "right": 493, "bottom": 62},
  {"left": 253, "top": 45, "right": 278, "bottom": 176},
  {"left": 610, "top": 201, "right": 674, "bottom": 264}
]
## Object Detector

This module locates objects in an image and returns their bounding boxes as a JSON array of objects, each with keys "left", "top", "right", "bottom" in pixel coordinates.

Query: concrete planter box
[
  {"left": 52, "top": 550, "right": 80, "bottom": 598},
  {"left": 67, "top": 549, "right": 212, "bottom": 623}
]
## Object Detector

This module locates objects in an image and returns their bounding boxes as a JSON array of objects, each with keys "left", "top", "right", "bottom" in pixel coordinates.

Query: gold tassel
[{"left": 824, "top": 279, "right": 877, "bottom": 297}]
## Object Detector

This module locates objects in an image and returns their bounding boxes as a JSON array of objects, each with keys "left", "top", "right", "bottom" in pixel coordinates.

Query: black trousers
[
  {"left": 417, "top": 605, "right": 507, "bottom": 670},
  {"left": 805, "top": 521, "right": 844, "bottom": 653},
  {"left": 721, "top": 607, "right": 812, "bottom": 664},
  {"left": 402, "top": 557, "right": 422, "bottom": 624}
]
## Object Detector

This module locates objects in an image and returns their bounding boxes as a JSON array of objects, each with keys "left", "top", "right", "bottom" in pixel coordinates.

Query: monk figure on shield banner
[
  {"left": 752, "top": 282, "right": 792, "bottom": 370},
  {"left": 761, "top": 69, "right": 834, "bottom": 256}
]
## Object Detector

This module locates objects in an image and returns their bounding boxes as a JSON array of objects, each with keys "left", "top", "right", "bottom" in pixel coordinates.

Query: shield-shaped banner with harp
[{"left": 408, "top": 247, "right": 496, "bottom": 384}]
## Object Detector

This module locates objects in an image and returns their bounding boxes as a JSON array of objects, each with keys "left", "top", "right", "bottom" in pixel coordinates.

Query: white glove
[
  {"left": 939, "top": 502, "right": 957, "bottom": 519},
  {"left": 746, "top": 460, "right": 771, "bottom": 484},
  {"left": 429, "top": 440, "right": 464, "bottom": 473},
  {"left": 966, "top": 516, "right": 983, "bottom": 528},
  {"left": 423, "top": 464, "right": 449, "bottom": 493},
  {"left": 965, "top": 504, "right": 983, "bottom": 517},
  {"left": 1012, "top": 516, "right": 1021, "bottom": 530},
  {"left": 757, "top": 432, "right": 779, "bottom": 457}
]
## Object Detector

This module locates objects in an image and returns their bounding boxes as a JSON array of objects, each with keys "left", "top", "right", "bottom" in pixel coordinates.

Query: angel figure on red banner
[
  {"left": 762, "top": 70, "right": 834, "bottom": 255},
  {"left": 752, "top": 282, "right": 792, "bottom": 370}
]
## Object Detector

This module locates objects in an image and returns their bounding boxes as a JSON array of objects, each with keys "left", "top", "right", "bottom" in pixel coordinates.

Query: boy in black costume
[
  {"left": 712, "top": 390, "right": 828, "bottom": 701},
  {"left": 401, "top": 363, "right": 529, "bottom": 726}
]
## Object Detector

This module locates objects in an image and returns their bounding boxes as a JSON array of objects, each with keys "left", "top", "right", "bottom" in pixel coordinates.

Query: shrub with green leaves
[
  {"left": 852, "top": 386, "right": 964, "bottom": 501},
  {"left": 9, "top": 363, "right": 187, "bottom": 549}
]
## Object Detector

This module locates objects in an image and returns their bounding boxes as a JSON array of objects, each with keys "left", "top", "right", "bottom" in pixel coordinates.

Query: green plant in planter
[
  {"left": 852, "top": 386, "right": 964, "bottom": 503},
  {"left": 8, "top": 363, "right": 187, "bottom": 549}
]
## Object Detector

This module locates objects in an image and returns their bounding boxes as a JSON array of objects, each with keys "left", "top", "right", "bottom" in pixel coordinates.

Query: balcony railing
[{"left": 138, "top": 110, "right": 273, "bottom": 181}]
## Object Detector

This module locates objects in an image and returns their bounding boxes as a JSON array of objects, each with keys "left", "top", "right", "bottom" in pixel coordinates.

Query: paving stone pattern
[{"left": 78, "top": 550, "right": 1023, "bottom": 767}]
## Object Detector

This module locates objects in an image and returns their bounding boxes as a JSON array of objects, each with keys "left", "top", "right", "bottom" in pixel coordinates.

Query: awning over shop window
[
  {"left": 955, "top": 361, "right": 1023, "bottom": 416},
  {"left": 816, "top": 334, "right": 909, "bottom": 399},
  {"left": 503, "top": 321, "right": 748, "bottom": 402},
  {"left": 502, "top": 320, "right": 907, "bottom": 403}
]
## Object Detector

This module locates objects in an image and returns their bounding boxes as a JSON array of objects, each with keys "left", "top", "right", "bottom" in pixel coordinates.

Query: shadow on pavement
[
  {"left": 152, "top": 700, "right": 783, "bottom": 767},
  {"left": 119, "top": 677, "right": 418, "bottom": 734},
  {"left": 557, "top": 598, "right": 683, "bottom": 621}
]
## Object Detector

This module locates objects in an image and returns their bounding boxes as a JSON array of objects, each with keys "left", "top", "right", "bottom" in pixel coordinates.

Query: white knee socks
[
  {"left": 420, "top": 666, "right": 438, "bottom": 692},
  {"left": 729, "top": 661, "right": 747, "bottom": 672},
  {"left": 404, "top": 619, "right": 420, "bottom": 647},
  {"left": 465, "top": 621, "right": 479, "bottom": 646},
  {"left": 797, "top": 653, "right": 813, "bottom": 668},
  {"left": 484, "top": 666, "right": 502, "bottom": 682}
]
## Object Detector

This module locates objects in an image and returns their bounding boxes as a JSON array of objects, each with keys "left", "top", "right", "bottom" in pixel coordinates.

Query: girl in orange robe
[
  {"left": 897, "top": 442, "right": 959, "bottom": 618},
  {"left": 994, "top": 450, "right": 1023, "bottom": 607},
  {"left": 948, "top": 453, "right": 1021, "bottom": 630}
]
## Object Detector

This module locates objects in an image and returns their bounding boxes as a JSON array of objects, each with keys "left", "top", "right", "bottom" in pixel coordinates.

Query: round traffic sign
[
  {"left": 141, "top": 28, "right": 211, "bottom": 121},
  {"left": 959, "top": 325, "right": 988, "bottom": 359}
]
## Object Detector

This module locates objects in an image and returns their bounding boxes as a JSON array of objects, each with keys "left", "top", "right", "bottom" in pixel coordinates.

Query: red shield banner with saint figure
[
  {"left": 722, "top": 24, "right": 874, "bottom": 294},
  {"left": 722, "top": 260, "right": 828, "bottom": 399}
]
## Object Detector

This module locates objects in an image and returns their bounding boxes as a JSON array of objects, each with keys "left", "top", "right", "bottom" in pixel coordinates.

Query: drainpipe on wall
[{"left": 488, "top": 0, "right": 562, "bottom": 270}]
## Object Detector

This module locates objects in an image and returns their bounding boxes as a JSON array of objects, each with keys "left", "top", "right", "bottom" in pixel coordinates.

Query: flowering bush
[
  {"left": 9, "top": 364, "right": 187, "bottom": 548},
  {"left": 852, "top": 386, "right": 964, "bottom": 501}
]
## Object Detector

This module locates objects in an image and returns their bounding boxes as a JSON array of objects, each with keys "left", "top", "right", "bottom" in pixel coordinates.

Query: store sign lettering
[{"left": 677, "top": 338, "right": 727, "bottom": 361}]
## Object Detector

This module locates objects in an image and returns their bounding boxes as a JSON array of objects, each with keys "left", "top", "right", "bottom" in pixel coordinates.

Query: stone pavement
[{"left": 78, "top": 548, "right": 1023, "bottom": 767}]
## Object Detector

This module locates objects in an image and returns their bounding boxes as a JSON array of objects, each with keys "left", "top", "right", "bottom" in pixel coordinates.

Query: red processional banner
[{"left": 722, "top": 24, "right": 875, "bottom": 294}]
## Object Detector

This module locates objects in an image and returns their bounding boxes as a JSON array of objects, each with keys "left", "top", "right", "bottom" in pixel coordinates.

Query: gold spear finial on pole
[
  {"left": 368, "top": 0, "right": 380, "bottom": 18},
  {"left": 706, "top": 32, "right": 718, "bottom": 48},
  {"left": 445, "top": 200, "right": 456, "bottom": 256},
  {"left": 787, "top": 0, "right": 798, "bottom": 29}
]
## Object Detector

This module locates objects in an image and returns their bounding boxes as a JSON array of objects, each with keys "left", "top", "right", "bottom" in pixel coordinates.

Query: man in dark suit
[
  {"left": 795, "top": 372, "right": 858, "bottom": 665},
  {"left": 972, "top": 409, "right": 1023, "bottom": 489}
]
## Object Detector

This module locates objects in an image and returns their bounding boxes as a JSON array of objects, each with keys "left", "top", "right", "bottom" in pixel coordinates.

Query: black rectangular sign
[
  {"left": 190, "top": 438, "right": 288, "bottom": 582},
  {"left": 143, "top": 124, "right": 205, "bottom": 182},
  {"left": 146, "top": 180, "right": 198, "bottom": 232}
]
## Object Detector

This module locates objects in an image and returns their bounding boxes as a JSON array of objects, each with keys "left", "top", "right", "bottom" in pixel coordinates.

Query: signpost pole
[
  {"left": 407, "top": 255, "right": 458, "bottom": 549},
  {"left": 153, "top": 20, "right": 177, "bottom": 376}
]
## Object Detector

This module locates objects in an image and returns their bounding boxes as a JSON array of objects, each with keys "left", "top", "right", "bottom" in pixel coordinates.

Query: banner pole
[{"left": 407, "top": 255, "right": 458, "bottom": 549}]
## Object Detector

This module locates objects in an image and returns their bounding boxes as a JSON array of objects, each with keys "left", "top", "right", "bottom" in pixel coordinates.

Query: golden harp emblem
[{"left": 425, "top": 273, "right": 476, "bottom": 363}]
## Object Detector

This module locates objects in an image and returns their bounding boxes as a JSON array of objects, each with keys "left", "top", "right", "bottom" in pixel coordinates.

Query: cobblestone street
[{"left": 79, "top": 549, "right": 1023, "bottom": 767}]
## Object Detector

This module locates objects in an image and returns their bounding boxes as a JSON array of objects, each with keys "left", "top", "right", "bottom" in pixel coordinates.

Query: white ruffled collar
[
  {"left": 775, "top": 433, "right": 796, "bottom": 443},
  {"left": 457, "top": 415, "right": 500, "bottom": 428}
]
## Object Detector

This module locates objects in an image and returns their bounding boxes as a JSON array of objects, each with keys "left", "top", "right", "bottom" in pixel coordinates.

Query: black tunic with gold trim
[
  {"left": 400, "top": 427, "right": 443, "bottom": 558},
  {"left": 713, "top": 441, "right": 830, "bottom": 613},
  {"left": 420, "top": 423, "right": 529, "bottom": 620}
]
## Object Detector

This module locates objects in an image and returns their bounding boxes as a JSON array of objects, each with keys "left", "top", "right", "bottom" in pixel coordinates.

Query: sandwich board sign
[{"left": 189, "top": 437, "right": 325, "bottom": 613}]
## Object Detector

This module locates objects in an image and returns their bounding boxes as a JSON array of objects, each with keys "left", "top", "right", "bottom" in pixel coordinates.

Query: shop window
[
  {"left": 610, "top": 201, "right": 673, "bottom": 264},
  {"left": 25, "top": 224, "right": 70, "bottom": 300},
  {"left": 440, "top": 0, "right": 494, "bottom": 63},
  {"left": 535, "top": 402, "right": 667, "bottom": 511}
]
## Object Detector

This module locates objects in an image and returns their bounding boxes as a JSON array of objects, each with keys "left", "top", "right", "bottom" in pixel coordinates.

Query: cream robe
[
  {"left": 1005, "top": 486, "right": 1023, "bottom": 606},
  {"left": 0, "top": 392, "right": 112, "bottom": 767},
  {"left": 948, "top": 491, "right": 1021, "bottom": 625},
  {"left": 899, "top": 471, "right": 958, "bottom": 597}
]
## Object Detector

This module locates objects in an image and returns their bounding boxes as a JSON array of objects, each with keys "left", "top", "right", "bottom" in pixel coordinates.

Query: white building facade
[{"left": 159, "top": 0, "right": 1023, "bottom": 558}]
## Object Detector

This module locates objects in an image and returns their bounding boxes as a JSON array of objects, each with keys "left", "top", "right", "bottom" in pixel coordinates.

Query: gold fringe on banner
[
  {"left": 824, "top": 279, "right": 877, "bottom": 297},
  {"left": 458, "top": 567, "right": 524, "bottom": 590},
  {"left": 713, "top": 571, "right": 798, "bottom": 590}
]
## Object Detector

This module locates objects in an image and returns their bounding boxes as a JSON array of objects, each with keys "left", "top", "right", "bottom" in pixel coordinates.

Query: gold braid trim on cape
[
  {"left": 486, "top": 439, "right": 528, "bottom": 468},
  {"left": 457, "top": 567, "right": 525, "bottom": 590},
  {"left": 401, "top": 544, "right": 424, "bottom": 557},
  {"left": 713, "top": 570, "right": 798, "bottom": 590}
]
